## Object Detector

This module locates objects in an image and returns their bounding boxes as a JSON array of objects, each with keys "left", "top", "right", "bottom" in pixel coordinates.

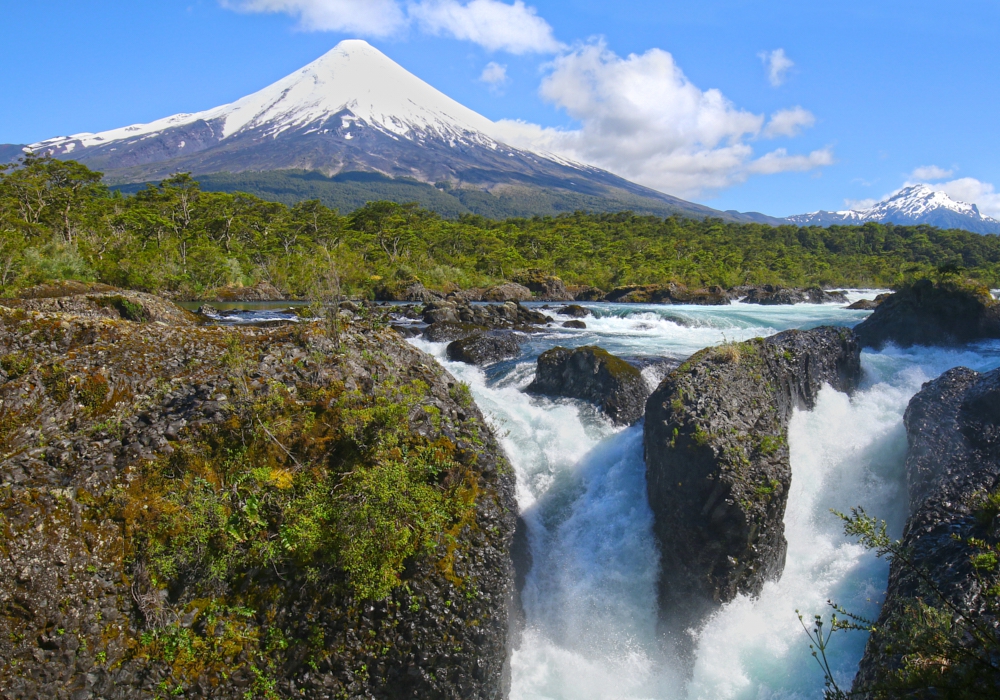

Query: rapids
[{"left": 410, "top": 297, "right": 1000, "bottom": 700}]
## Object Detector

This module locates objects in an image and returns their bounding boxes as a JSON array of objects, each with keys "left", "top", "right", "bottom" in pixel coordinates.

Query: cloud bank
[
  {"left": 494, "top": 43, "right": 829, "bottom": 197},
  {"left": 222, "top": 0, "right": 559, "bottom": 53}
]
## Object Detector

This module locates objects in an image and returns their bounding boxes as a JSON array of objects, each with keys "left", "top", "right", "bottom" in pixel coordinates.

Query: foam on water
[{"left": 410, "top": 303, "right": 1000, "bottom": 700}]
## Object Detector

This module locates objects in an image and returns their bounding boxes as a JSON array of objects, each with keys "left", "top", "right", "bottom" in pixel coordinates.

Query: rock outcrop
[
  {"left": 374, "top": 280, "right": 442, "bottom": 302},
  {"left": 847, "top": 292, "right": 891, "bottom": 311},
  {"left": 853, "top": 279, "right": 1000, "bottom": 348},
  {"left": 514, "top": 272, "right": 574, "bottom": 301},
  {"left": 557, "top": 304, "right": 591, "bottom": 318},
  {"left": 526, "top": 346, "right": 649, "bottom": 425},
  {"left": 5, "top": 285, "right": 198, "bottom": 326},
  {"left": 643, "top": 327, "right": 862, "bottom": 632},
  {"left": 421, "top": 300, "right": 551, "bottom": 342},
  {"left": 853, "top": 367, "right": 1000, "bottom": 697},
  {"left": 0, "top": 288, "right": 517, "bottom": 699},
  {"left": 482, "top": 283, "right": 533, "bottom": 302},
  {"left": 738, "top": 285, "right": 848, "bottom": 305},
  {"left": 604, "top": 283, "right": 730, "bottom": 306},
  {"left": 447, "top": 330, "right": 525, "bottom": 366}
]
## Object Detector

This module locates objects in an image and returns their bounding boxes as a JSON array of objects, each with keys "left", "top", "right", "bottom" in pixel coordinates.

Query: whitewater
[{"left": 410, "top": 296, "right": 1000, "bottom": 699}]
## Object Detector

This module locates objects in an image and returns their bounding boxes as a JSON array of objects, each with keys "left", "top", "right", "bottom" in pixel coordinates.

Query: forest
[{"left": 4, "top": 155, "right": 1000, "bottom": 299}]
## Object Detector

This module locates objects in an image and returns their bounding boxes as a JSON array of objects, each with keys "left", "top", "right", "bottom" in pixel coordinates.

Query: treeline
[{"left": 3, "top": 156, "right": 1000, "bottom": 298}]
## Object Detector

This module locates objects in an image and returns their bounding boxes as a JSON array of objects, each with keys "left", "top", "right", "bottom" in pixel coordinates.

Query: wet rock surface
[
  {"left": 737, "top": 285, "right": 848, "bottom": 305},
  {"left": 556, "top": 304, "right": 591, "bottom": 318},
  {"left": 853, "top": 367, "right": 1000, "bottom": 696},
  {"left": 526, "top": 346, "right": 650, "bottom": 426},
  {"left": 418, "top": 300, "right": 551, "bottom": 343},
  {"left": 447, "top": 331, "right": 525, "bottom": 366},
  {"left": 846, "top": 292, "right": 891, "bottom": 310},
  {"left": 604, "top": 283, "right": 730, "bottom": 306},
  {"left": 514, "top": 272, "right": 574, "bottom": 302},
  {"left": 854, "top": 279, "right": 1000, "bottom": 348},
  {"left": 643, "top": 327, "right": 862, "bottom": 635},
  {"left": 0, "top": 289, "right": 517, "bottom": 700}
]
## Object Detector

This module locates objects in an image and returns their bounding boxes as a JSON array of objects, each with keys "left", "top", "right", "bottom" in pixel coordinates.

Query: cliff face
[
  {"left": 853, "top": 367, "right": 1000, "bottom": 696},
  {"left": 0, "top": 291, "right": 517, "bottom": 699},
  {"left": 643, "top": 328, "right": 861, "bottom": 632}
]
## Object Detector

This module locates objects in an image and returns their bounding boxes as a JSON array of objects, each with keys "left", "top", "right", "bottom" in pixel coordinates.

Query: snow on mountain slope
[
  {"left": 787, "top": 184, "right": 1000, "bottom": 234},
  {"left": 30, "top": 40, "right": 500, "bottom": 152}
]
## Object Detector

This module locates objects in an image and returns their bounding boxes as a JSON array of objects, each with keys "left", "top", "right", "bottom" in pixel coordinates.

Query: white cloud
[
  {"left": 493, "top": 43, "right": 828, "bottom": 198},
  {"left": 479, "top": 61, "right": 508, "bottom": 85},
  {"left": 221, "top": 0, "right": 407, "bottom": 36},
  {"left": 759, "top": 48, "right": 794, "bottom": 87},
  {"left": 223, "top": 0, "right": 560, "bottom": 53},
  {"left": 763, "top": 107, "right": 815, "bottom": 138},
  {"left": 410, "top": 0, "right": 561, "bottom": 54},
  {"left": 931, "top": 177, "right": 1000, "bottom": 218},
  {"left": 909, "top": 164, "right": 954, "bottom": 181},
  {"left": 845, "top": 198, "right": 878, "bottom": 211}
]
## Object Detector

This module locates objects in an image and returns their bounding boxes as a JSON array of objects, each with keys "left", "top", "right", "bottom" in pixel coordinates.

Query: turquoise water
[{"left": 411, "top": 298, "right": 1000, "bottom": 700}]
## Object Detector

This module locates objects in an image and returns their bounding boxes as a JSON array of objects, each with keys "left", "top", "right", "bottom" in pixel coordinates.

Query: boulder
[
  {"left": 562, "top": 320, "right": 587, "bottom": 329},
  {"left": 643, "top": 327, "right": 862, "bottom": 633},
  {"left": 605, "top": 283, "right": 729, "bottom": 305},
  {"left": 422, "top": 301, "right": 551, "bottom": 341},
  {"left": 447, "top": 331, "right": 525, "bottom": 365},
  {"left": 571, "top": 286, "right": 606, "bottom": 302},
  {"left": 215, "top": 280, "right": 286, "bottom": 301},
  {"left": 736, "top": 285, "right": 847, "bottom": 305},
  {"left": 557, "top": 304, "right": 592, "bottom": 318},
  {"left": 374, "top": 280, "right": 442, "bottom": 302},
  {"left": 853, "top": 367, "right": 1000, "bottom": 696},
  {"left": 526, "top": 346, "right": 649, "bottom": 425},
  {"left": 515, "top": 271, "right": 574, "bottom": 301},
  {"left": 853, "top": 279, "right": 1000, "bottom": 348},
  {"left": 847, "top": 293, "right": 892, "bottom": 310},
  {"left": 482, "top": 283, "right": 533, "bottom": 302}
]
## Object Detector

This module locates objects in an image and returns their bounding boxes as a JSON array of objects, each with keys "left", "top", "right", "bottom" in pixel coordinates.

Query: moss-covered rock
[
  {"left": 2, "top": 285, "right": 198, "bottom": 327},
  {"left": 852, "top": 366, "right": 1000, "bottom": 697},
  {"left": 643, "top": 327, "right": 861, "bottom": 637},
  {"left": 854, "top": 278, "right": 1000, "bottom": 348},
  {"left": 0, "top": 296, "right": 516, "bottom": 699},
  {"left": 526, "top": 346, "right": 649, "bottom": 425}
]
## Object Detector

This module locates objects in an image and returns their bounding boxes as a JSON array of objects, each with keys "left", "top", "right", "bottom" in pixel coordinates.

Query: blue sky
[{"left": 2, "top": 0, "right": 999, "bottom": 218}]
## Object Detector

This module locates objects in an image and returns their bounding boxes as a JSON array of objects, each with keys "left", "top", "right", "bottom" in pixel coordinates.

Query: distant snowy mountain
[
  {"left": 787, "top": 184, "right": 1000, "bottom": 234},
  {"left": 4, "top": 40, "right": 783, "bottom": 222}
]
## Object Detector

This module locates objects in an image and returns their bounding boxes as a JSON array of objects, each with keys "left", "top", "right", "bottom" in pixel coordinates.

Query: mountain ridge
[
  {"left": 787, "top": 184, "right": 1000, "bottom": 234},
  {"left": 2, "top": 40, "right": 783, "bottom": 224}
]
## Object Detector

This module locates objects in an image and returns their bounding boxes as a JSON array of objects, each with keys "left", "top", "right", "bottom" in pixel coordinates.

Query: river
[{"left": 409, "top": 296, "right": 1000, "bottom": 700}]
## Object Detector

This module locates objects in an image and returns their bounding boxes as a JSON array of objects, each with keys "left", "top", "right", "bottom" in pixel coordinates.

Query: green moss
[
  {"left": 41, "top": 363, "right": 71, "bottom": 403},
  {"left": 0, "top": 352, "right": 31, "bottom": 379},
  {"left": 757, "top": 434, "right": 786, "bottom": 457},
  {"left": 77, "top": 373, "right": 109, "bottom": 410},
  {"left": 93, "top": 295, "right": 150, "bottom": 323}
]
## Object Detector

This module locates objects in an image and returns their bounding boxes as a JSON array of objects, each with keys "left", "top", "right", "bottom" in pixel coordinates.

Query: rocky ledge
[
  {"left": 0, "top": 288, "right": 517, "bottom": 699},
  {"left": 526, "top": 346, "right": 649, "bottom": 426},
  {"left": 643, "top": 327, "right": 861, "bottom": 634},
  {"left": 854, "top": 279, "right": 1000, "bottom": 348},
  {"left": 853, "top": 366, "right": 1000, "bottom": 697}
]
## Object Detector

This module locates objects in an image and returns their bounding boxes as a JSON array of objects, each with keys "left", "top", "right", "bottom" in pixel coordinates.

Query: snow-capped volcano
[
  {"left": 30, "top": 40, "right": 499, "bottom": 155},
  {"left": 11, "top": 40, "right": 769, "bottom": 222},
  {"left": 787, "top": 184, "right": 1000, "bottom": 234}
]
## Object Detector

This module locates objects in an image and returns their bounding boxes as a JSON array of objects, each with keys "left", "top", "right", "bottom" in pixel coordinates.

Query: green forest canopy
[{"left": 3, "top": 156, "right": 1000, "bottom": 298}]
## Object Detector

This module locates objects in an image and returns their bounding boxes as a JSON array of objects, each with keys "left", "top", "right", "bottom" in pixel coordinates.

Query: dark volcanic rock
[
  {"left": 643, "top": 327, "right": 861, "bottom": 633},
  {"left": 447, "top": 330, "right": 525, "bottom": 365},
  {"left": 739, "top": 285, "right": 847, "bottom": 305},
  {"left": 557, "top": 304, "right": 591, "bottom": 318},
  {"left": 526, "top": 346, "right": 650, "bottom": 425},
  {"left": 374, "top": 280, "right": 443, "bottom": 302},
  {"left": 562, "top": 320, "right": 587, "bottom": 329},
  {"left": 0, "top": 291, "right": 517, "bottom": 700},
  {"left": 482, "top": 283, "right": 533, "bottom": 302},
  {"left": 605, "top": 283, "right": 730, "bottom": 306},
  {"left": 853, "top": 367, "right": 1000, "bottom": 696},
  {"left": 422, "top": 300, "right": 551, "bottom": 341},
  {"left": 515, "top": 271, "right": 574, "bottom": 301},
  {"left": 847, "top": 292, "right": 891, "bottom": 311},
  {"left": 571, "top": 286, "right": 606, "bottom": 302},
  {"left": 854, "top": 279, "right": 1000, "bottom": 348},
  {"left": 3, "top": 285, "right": 198, "bottom": 326}
]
